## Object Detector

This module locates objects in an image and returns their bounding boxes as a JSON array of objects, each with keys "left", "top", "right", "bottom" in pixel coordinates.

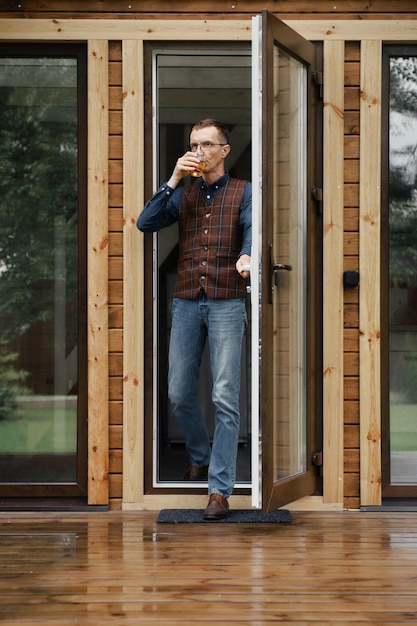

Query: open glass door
[{"left": 252, "top": 11, "right": 320, "bottom": 510}]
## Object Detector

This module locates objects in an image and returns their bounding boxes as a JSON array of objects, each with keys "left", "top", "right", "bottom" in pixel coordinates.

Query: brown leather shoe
[
  {"left": 183, "top": 464, "right": 208, "bottom": 481},
  {"left": 203, "top": 493, "right": 229, "bottom": 520}
]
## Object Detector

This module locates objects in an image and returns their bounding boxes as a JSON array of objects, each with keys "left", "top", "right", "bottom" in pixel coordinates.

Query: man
[{"left": 137, "top": 119, "right": 251, "bottom": 520}]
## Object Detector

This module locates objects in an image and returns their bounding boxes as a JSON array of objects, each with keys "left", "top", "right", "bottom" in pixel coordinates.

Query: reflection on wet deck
[{"left": 1, "top": 510, "right": 417, "bottom": 623}]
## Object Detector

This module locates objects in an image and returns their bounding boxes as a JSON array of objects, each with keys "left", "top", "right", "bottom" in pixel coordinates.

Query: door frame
[
  {"left": 142, "top": 42, "right": 253, "bottom": 496},
  {"left": 140, "top": 15, "right": 322, "bottom": 509}
]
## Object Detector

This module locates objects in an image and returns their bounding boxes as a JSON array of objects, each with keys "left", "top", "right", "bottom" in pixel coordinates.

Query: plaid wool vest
[{"left": 173, "top": 178, "right": 248, "bottom": 299}]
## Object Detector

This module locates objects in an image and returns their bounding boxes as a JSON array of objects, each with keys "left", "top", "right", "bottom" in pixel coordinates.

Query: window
[
  {"left": 382, "top": 46, "right": 417, "bottom": 495},
  {"left": 0, "top": 44, "right": 87, "bottom": 495}
]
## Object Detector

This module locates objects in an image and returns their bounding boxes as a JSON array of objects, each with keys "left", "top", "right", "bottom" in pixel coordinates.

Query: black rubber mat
[{"left": 156, "top": 508, "right": 292, "bottom": 524}]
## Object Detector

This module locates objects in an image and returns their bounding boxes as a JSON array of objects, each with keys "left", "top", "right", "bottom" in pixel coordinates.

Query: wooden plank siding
[
  {"left": 108, "top": 42, "right": 124, "bottom": 510},
  {"left": 0, "top": 3, "right": 416, "bottom": 511},
  {"left": 343, "top": 42, "right": 361, "bottom": 510},
  {"left": 1, "top": 0, "right": 417, "bottom": 18}
]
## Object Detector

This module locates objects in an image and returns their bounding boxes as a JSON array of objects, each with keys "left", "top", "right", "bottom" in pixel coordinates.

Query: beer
[
  {"left": 191, "top": 152, "right": 205, "bottom": 177},
  {"left": 191, "top": 160, "right": 206, "bottom": 177}
]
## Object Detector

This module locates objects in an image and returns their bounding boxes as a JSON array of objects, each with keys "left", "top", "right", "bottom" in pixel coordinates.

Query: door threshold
[
  {"left": 284, "top": 495, "right": 343, "bottom": 511},
  {"left": 361, "top": 498, "right": 417, "bottom": 512}
]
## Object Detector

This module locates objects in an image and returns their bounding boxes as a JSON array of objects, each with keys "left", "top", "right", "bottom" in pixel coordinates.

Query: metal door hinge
[
  {"left": 311, "top": 187, "right": 323, "bottom": 215},
  {"left": 312, "top": 71, "right": 323, "bottom": 98},
  {"left": 312, "top": 71, "right": 323, "bottom": 86},
  {"left": 312, "top": 451, "right": 323, "bottom": 467}
]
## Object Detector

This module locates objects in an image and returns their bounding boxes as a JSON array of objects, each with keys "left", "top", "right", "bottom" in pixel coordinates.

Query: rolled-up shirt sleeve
[
  {"left": 239, "top": 182, "right": 252, "bottom": 258},
  {"left": 137, "top": 183, "right": 184, "bottom": 232}
]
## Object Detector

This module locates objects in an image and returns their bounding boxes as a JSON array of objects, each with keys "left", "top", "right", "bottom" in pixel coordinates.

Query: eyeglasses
[{"left": 190, "top": 142, "right": 228, "bottom": 152}]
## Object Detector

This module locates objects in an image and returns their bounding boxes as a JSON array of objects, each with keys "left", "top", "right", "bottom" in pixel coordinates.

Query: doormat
[{"left": 156, "top": 508, "right": 292, "bottom": 524}]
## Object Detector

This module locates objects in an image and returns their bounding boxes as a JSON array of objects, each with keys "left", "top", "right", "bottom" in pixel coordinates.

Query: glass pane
[
  {"left": 388, "top": 56, "right": 417, "bottom": 484},
  {"left": 272, "top": 47, "right": 307, "bottom": 481},
  {"left": 0, "top": 57, "right": 79, "bottom": 483}
]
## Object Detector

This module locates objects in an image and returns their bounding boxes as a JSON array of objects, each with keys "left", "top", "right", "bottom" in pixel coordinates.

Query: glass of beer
[{"left": 191, "top": 152, "right": 206, "bottom": 177}]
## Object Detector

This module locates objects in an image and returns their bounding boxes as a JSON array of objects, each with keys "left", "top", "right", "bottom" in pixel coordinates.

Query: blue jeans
[{"left": 168, "top": 292, "right": 247, "bottom": 498}]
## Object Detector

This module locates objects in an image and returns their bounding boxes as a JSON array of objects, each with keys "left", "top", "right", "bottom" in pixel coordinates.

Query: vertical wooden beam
[
  {"left": 359, "top": 40, "right": 382, "bottom": 506},
  {"left": 322, "top": 40, "right": 345, "bottom": 505},
  {"left": 122, "top": 40, "right": 145, "bottom": 508},
  {"left": 87, "top": 40, "right": 109, "bottom": 504}
]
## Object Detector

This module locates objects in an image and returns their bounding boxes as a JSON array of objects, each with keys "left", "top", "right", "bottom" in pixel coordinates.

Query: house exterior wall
[
  {"left": 343, "top": 42, "right": 360, "bottom": 510},
  {"left": 1, "top": 1, "right": 416, "bottom": 510},
  {"left": 108, "top": 42, "right": 124, "bottom": 509}
]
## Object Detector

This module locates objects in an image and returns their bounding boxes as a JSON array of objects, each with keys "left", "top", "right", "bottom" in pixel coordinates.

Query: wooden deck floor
[{"left": 1, "top": 510, "right": 417, "bottom": 624}]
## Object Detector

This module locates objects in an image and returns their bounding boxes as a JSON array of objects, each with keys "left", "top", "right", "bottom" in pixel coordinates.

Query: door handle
[
  {"left": 273, "top": 263, "right": 292, "bottom": 272},
  {"left": 269, "top": 244, "right": 292, "bottom": 303}
]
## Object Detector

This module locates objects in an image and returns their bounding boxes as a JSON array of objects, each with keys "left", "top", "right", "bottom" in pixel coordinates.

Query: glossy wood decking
[{"left": 1, "top": 510, "right": 417, "bottom": 624}]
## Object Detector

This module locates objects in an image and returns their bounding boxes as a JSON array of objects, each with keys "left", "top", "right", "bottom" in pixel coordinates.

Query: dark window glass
[
  {"left": 386, "top": 53, "right": 417, "bottom": 485},
  {"left": 0, "top": 49, "right": 85, "bottom": 487}
]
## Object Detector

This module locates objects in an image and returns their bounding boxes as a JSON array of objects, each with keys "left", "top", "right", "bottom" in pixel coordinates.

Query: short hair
[{"left": 191, "top": 118, "right": 230, "bottom": 145}]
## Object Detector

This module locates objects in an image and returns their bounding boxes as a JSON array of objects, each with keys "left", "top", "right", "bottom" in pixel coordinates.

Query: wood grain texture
[
  {"left": 122, "top": 40, "right": 145, "bottom": 507},
  {"left": 1, "top": 19, "right": 417, "bottom": 42},
  {"left": 2, "top": 0, "right": 417, "bottom": 21},
  {"left": 1, "top": 510, "right": 417, "bottom": 624},
  {"left": 323, "top": 40, "right": 345, "bottom": 505},
  {"left": 359, "top": 40, "right": 382, "bottom": 507},
  {"left": 87, "top": 40, "right": 109, "bottom": 505}
]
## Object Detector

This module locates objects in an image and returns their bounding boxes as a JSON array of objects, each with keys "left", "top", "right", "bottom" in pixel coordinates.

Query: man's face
[{"left": 189, "top": 126, "right": 230, "bottom": 177}]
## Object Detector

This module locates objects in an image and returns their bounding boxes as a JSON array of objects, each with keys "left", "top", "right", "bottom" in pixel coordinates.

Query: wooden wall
[
  {"left": 1, "top": 0, "right": 417, "bottom": 18},
  {"left": 1, "top": 1, "right": 417, "bottom": 511},
  {"left": 343, "top": 42, "right": 361, "bottom": 510},
  {"left": 108, "top": 42, "right": 124, "bottom": 509}
]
